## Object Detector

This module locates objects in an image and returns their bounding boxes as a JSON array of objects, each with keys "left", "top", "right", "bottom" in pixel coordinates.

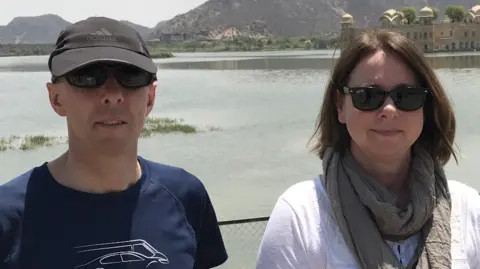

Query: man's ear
[
  {"left": 46, "top": 82, "right": 67, "bottom": 117},
  {"left": 145, "top": 80, "right": 157, "bottom": 117}
]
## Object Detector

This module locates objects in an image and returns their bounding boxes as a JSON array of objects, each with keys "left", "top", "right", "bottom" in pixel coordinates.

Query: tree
[
  {"left": 304, "top": 40, "right": 312, "bottom": 50},
  {"left": 432, "top": 8, "right": 439, "bottom": 21},
  {"left": 402, "top": 7, "right": 416, "bottom": 24},
  {"left": 256, "top": 39, "right": 264, "bottom": 50},
  {"left": 445, "top": 5, "right": 465, "bottom": 22}
]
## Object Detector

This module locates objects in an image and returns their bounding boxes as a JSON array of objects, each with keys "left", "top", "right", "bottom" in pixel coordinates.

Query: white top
[{"left": 256, "top": 178, "right": 480, "bottom": 269}]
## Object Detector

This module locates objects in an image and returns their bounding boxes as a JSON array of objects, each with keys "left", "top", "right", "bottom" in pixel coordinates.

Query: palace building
[{"left": 340, "top": 5, "right": 480, "bottom": 52}]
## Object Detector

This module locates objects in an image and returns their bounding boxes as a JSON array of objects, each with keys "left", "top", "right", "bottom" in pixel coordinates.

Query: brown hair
[{"left": 309, "top": 29, "right": 457, "bottom": 166}]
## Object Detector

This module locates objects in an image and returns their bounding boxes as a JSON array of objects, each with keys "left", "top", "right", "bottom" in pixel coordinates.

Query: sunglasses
[
  {"left": 52, "top": 63, "right": 156, "bottom": 89},
  {"left": 339, "top": 85, "right": 431, "bottom": 111}
]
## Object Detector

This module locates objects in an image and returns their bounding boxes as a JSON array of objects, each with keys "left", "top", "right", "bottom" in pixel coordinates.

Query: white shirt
[{"left": 256, "top": 178, "right": 480, "bottom": 269}]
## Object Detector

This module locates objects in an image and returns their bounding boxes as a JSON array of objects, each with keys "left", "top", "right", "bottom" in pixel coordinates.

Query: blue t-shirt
[{"left": 0, "top": 156, "right": 228, "bottom": 269}]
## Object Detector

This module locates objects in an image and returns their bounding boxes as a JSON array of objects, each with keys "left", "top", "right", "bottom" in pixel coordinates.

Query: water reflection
[
  {"left": 426, "top": 55, "right": 480, "bottom": 69},
  {"left": 160, "top": 55, "right": 480, "bottom": 70},
  {"left": 3, "top": 53, "right": 480, "bottom": 72},
  {"left": 158, "top": 57, "right": 336, "bottom": 70}
]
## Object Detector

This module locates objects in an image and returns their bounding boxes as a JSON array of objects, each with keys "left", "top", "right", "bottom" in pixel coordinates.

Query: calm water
[{"left": 1, "top": 50, "right": 480, "bottom": 220}]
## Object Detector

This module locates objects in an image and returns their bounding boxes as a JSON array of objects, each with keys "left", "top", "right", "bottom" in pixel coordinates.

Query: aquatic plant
[{"left": 0, "top": 117, "right": 217, "bottom": 152}]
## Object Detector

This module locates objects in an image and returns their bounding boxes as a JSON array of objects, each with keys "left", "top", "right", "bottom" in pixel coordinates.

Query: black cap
[{"left": 48, "top": 16, "right": 157, "bottom": 77}]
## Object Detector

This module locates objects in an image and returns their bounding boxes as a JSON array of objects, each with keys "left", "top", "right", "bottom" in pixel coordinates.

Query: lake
[{"left": 1, "top": 50, "right": 480, "bottom": 268}]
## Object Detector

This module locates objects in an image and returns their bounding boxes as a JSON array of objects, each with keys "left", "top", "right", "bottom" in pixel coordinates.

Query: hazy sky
[{"left": 0, "top": 0, "right": 208, "bottom": 27}]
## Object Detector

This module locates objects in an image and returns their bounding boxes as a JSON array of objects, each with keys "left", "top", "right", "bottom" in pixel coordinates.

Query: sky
[{"left": 0, "top": 0, "right": 208, "bottom": 27}]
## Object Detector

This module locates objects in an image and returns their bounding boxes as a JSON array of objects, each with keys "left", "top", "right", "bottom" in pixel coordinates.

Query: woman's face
[{"left": 337, "top": 50, "right": 425, "bottom": 160}]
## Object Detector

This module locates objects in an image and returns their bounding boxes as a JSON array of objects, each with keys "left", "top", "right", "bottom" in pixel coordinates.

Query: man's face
[{"left": 46, "top": 63, "right": 157, "bottom": 153}]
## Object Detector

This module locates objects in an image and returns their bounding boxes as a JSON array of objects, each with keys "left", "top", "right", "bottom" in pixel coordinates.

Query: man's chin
[{"left": 90, "top": 137, "right": 137, "bottom": 153}]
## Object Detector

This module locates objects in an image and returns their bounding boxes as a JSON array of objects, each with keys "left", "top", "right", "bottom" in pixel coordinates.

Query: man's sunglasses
[
  {"left": 339, "top": 85, "right": 431, "bottom": 112},
  {"left": 52, "top": 63, "right": 156, "bottom": 89}
]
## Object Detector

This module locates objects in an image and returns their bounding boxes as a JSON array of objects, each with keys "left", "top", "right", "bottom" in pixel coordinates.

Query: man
[{"left": 0, "top": 17, "right": 228, "bottom": 269}]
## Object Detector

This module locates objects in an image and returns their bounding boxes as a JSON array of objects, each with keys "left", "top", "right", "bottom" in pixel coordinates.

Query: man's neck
[{"left": 48, "top": 148, "right": 142, "bottom": 194}]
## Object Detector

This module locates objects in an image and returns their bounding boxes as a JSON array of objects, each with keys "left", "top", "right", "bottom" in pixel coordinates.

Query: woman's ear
[{"left": 336, "top": 91, "right": 346, "bottom": 124}]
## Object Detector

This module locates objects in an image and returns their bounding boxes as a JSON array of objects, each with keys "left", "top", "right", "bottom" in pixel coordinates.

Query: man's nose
[{"left": 99, "top": 76, "right": 125, "bottom": 105}]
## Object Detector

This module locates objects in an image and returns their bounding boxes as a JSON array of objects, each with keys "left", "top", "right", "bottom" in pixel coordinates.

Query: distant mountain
[
  {"left": 0, "top": 15, "right": 152, "bottom": 44},
  {"left": 120, "top": 20, "right": 152, "bottom": 38},
  {"left": 0, "top": 14, "right": 71, "bottom": 44},
  {"left": 2, "top": 0, "right": 480, "bottom": 44}
]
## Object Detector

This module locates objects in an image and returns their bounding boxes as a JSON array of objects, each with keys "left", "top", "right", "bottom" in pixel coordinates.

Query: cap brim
[{"left": 51, "top": 47, "right": 158, "bottom": 76}]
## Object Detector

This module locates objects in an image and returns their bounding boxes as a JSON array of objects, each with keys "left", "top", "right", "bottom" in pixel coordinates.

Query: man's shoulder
[
  {"left": 0, "top": 166, "right": 42, "bottom": 231},
  {"left": 142, "top": 157, "right": 205, "bottom": 187},
  {"left": 140, "top": 157, "right": 208, "bottom": 203},
  {"left": 0, "top": 168, "right": 36, "bottom": 210}
]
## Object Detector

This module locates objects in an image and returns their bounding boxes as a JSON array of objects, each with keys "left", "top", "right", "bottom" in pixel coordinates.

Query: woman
[{"left": 256, "top": 29, "right": 480, "bottom": 269}]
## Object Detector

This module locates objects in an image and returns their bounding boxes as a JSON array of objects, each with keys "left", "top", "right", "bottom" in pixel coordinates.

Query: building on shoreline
[{"left": 340, "top": 5, "right": 480, "bottom": 53}]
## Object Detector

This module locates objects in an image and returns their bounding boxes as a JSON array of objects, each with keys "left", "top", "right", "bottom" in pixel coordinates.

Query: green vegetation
[
  {"left": 150, "top": 51, "right": 174, "bottom": 58},
  {"left": 432, "top": 8, "right": 439, "bottom": 21},
  {"left": 140, "top": 117, "right": 196, "bottom": 138},
  {"left": 19, "top": 135, "right": 57, "bottom": 150},
  {"left": 1, "top": 35, "right": 339, "bottom": 57},
  {"left": 0, "top": 135, "right": 19, "bottom": 151},
  {"left": 148, "top": 36, "right": 339, "bottom": 53},
  {"left": 0, "top": 44, "right": 53, "bottom": 57},
  {"left": 400, "top": 6, "right": 440, "bottom": 24},
  {"left": 0, "top": 117, "right": 214, "bottom": 152},
  {"left": 0, "top": 134, "right": 60, "bottom": 151},
  {"left": 401, "top": 7, "right": 417, "bottom": 24},
  {"left": 445, "top": 5, "right": 466, "bottom": 22}
]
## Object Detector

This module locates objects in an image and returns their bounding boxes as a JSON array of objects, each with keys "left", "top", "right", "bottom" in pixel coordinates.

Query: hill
[
  {"left": 0, "top": 15, "right": 152, "bottom": 44},
  {"left": 0, "top": 14, "right": 71, "bottom": 44},
  {"left": 1, "top": 1, "right": 479, "bottom": 44},
  {"left": 120, "top": 20, "right": 153, "bottom": 37},
  {"left": 150, "top": 0, "right": 479, "bottom": 37}
]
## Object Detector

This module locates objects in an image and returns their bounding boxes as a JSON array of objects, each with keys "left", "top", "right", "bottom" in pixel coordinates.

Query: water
[
  {"left": 1, "top": 50, "right": 480, "bottom": 268},
  {"left": 1, "top": 50, "right": 480, "bottom": 219}
]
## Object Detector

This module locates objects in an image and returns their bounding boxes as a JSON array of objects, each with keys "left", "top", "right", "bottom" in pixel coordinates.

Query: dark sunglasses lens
[
  {"left": 392, "top": 87, "right": 427, "bottom": 111},
  {"left": 116, "top": 66, "right": 153, "bottom": 88},
  {"left": 66, "top": 65, "right": 107, "bottom": 88},
  {"left": 350, "top": 87, "right": 386, "bottom": 111}
]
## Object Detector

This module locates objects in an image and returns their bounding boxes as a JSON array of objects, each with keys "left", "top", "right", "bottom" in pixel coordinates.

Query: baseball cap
[{"left": 48, "top": 16, "right": 157, "bottom": 77}]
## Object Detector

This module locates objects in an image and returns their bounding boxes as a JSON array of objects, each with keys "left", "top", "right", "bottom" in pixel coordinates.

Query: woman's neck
[{"left": 350, "top": 143, "right": 411, "bottom": 198}]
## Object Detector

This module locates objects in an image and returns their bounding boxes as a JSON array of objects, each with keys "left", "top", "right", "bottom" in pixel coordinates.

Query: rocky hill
[
  {"left": 120, "top": 21, "right": 153, "bottom": 37},
  {"left": 1, "top": 0, "right": 479, "bottom": 44},
  {"left": 0, "top": 15, "right": 152, "bottom": 44},
  {"left": 0, "top": 14, "right": 71, "bottom": 44},
  {"left": 150, "top": 0, "right": 479, "bottom": 37}
]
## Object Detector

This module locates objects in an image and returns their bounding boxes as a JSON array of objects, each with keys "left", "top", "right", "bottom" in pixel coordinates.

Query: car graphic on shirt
[{"left": 74, "top": 239, "right": 169, "bottom": 268}]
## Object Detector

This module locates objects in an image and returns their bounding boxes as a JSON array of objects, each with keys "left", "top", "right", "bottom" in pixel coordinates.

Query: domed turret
[
  {"left": 380, "top": 9, "right": 404, "bottom": 27},
  {"left": 340, "top": 13, "right": 354, "bottom": 24},
  {"left": 419, "top": 6, "right": 434, "bottom": 18},
  {"left": 382, "top": 9, "right": 398, "bottom": 18}
]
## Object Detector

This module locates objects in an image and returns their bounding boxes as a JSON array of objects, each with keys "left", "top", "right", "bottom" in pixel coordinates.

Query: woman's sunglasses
[
  {"left": 339, "top": 85, "right": 431, "bottom": 112},
  {"left": 52, "top": 63, "right": 157, "bottom": 89}
]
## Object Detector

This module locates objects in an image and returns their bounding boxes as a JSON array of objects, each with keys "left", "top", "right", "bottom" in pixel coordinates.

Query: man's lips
[{"left": 95, "top": 119, "right": 127, "bottom": 125}]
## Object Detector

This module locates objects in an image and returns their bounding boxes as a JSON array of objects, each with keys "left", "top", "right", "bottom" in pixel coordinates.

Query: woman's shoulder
[
  {"left": 448, "top": 180, "right": 480, "bottom": 212},
  {"left": 257, "top": 177, "right": 331, "bottom": 268},
  {"left": 448, "top": 180, "right": 479, "bottom": 197},
  {"left": 275, "top": 176, "right": 334, "bottom": 221},
  {"left": 447, "top": 180, "right": 480, "bottom": 221}
]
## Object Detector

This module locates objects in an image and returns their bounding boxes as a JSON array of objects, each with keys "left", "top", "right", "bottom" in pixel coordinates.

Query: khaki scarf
[{"left": 321, "top": 146, "right": 451, "bottom": 269}]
